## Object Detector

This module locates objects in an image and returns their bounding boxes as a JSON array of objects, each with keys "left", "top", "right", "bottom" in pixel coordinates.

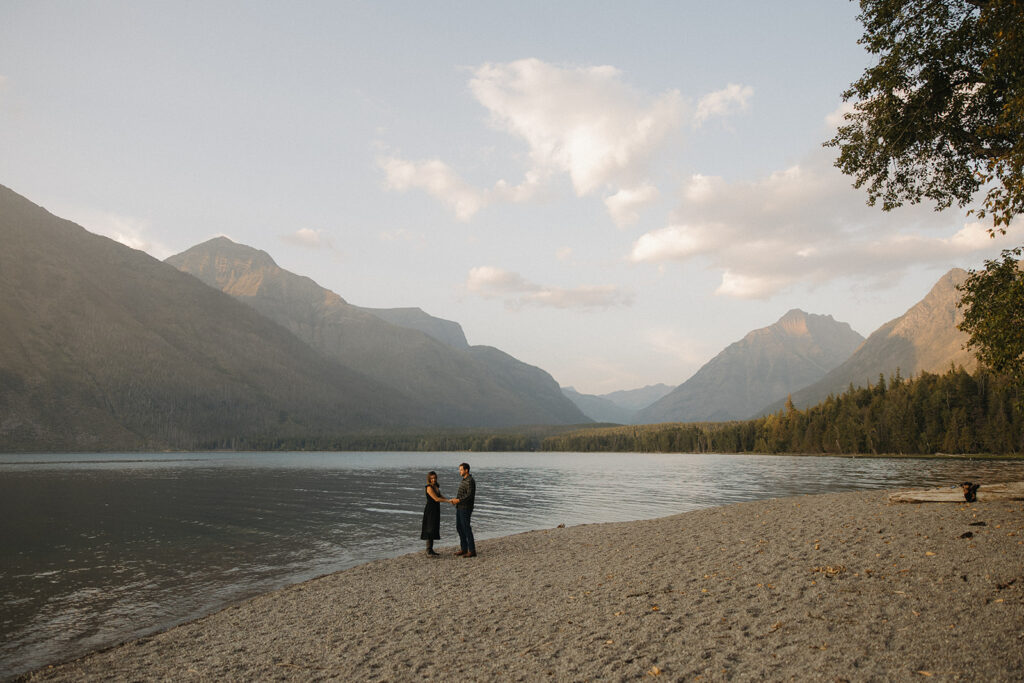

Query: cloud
[
  {"left": 466, "top": 265, "right": 632, "bottom": 310},
  {"left": 378, "top": 156, "right": 545, "bottom": 221},
  {"left": 379, "top": 157, "right": 488, "bottom": 221},
  {"left": 604, "top": 184, "right": 660, "bottom": 227},
  {"left": 824, "top": 101, "right": 856, "bottom": 128},
  {"left": 381, "top": 58, "right": 752, "bottom": 222},
  {"left": 64, "top": 208, "right": 173, "bottom": 259},
  {"left": 469, "top": 59, "right": 685, "bottom": 196},
  {"left": 280, "top": 228, "right": 335, "bottom": 250},
  {"left": 630, "top": 147, "right": 1014, "bottom": 299},
  {"left": 694, "top": 83, "right": 754, "bottom": 126},
  {"left": 629, "top": 224, "right": 716, "bottom": 262}
]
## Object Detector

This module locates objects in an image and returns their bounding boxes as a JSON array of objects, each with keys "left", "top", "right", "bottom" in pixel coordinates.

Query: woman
[{"left": 421, "top": 471, "right": 448, "bottom": 556}]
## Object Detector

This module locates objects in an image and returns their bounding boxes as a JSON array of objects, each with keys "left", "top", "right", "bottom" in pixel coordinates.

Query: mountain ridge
[
  {"left": 167, "top": 237, "right": 589, "bottom": 427},
  {"left": 636, "top": 310, "right": 864, "bottom": 424},
  {"left": 760, "top": 269, "right": 976, "bottom": 414},
  {"left": 0, "top": 185, "right": 425, "bottom": 451}
]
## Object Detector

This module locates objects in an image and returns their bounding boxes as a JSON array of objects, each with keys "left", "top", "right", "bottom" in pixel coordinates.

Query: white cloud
[
  {"left": 604, "top": 184, "right": 660, "bottom": 227},
  {"left": 630, "top": 146, "right": 1014, "bottom": 299},
  {"left": 629, "top": 224, "right": 715, "bottom": 262},
  {"left": 469, "top": 59, "right": 685, "bottom": 196},
  {"left": 694, "top": 83, "right": 754, "bottom": 125},
  {"left": 64, "top": 208, "right": 173, "bottom": 259},
  {"left": 466, "top": 265, "right": 632, "bottom": 310},
  {"left": 715, "top": 271, "right": 789, "bottom": 298},
  {"left": 381, "top": 58, "right": 753, "bottom": 223},
  {"left": 378, "top": 156, "right": 546, "bottom": 221},
  {"left": 281, "top": 228, "right": 335, "bottom": 250},
  {"left": 824, "top": 101, "right": 856, "bottom": 128},
  {"left": 466, "top": 266, "right": 534, "bottom": 294},
  {"left": 379, "top": 157, "right": 488, "bottom": 221}
]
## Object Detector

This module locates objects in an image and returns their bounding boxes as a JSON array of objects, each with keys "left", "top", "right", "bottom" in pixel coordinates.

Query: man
[{"left": 449, "top": 462, "right": 476, "bottom": 558}]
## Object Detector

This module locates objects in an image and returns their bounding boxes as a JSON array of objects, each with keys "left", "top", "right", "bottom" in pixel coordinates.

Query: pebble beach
[{"left": 20, "top": 489, "right": 1024, "bottom": 681}]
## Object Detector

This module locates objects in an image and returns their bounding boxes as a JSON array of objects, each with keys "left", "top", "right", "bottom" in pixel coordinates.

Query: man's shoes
[
  {"left": 463, "top": 551, "right": 476, "bottom": 558},
  {"left": 454, "top": 550, "right": 467, "bottom": 556}
]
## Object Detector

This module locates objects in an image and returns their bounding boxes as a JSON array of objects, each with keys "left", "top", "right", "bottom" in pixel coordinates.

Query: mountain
[
  {"left": 602, "top": 384, "right": 674, "bottom": 413},
  {"left": 561, "top": 388, "right": 634, "bottom": 424},
  {"left": 635, "top": 310, "right": 864, "bottom": 424},
  {"left": 167, "top": 238, "right": 588, "bottom": 427},
  {"left": 562, "top": 383, "right": 674, "bottom": 423},
  {"left": 0, "top": 184, "right": 425, "bottom": 451},
  {"left": 762, "top": 269, "right": 976, "bottom": 413},
  {"left": 361, "top": 307, "right": 469, "bottom": 349}
]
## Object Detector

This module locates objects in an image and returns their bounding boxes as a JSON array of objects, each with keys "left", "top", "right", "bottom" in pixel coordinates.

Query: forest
[
  {"left": 541, "top": 367, "right": 1023, "bottom": 456},
  {"left": 220, "top": 365, "right": 1022, "bottom": 456}
]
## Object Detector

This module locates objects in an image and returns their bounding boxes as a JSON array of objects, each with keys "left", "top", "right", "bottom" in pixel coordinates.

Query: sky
[{"left": 0, "top": 1, "right": 1016, "bottom": 395}]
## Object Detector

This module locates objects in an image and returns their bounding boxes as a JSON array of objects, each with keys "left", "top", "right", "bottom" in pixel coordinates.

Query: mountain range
[
  {"left": 0, "top": 184, "right": 585, "bottom": 451},
  {"left": 634, "top": 310, "right": 865, "bottom": 424},
  {"left": 0, "top": 181, "right": 984, "bottom": 449},
  {"left": 0, "top": 185, "right": 424, "bottom": 450},
  {"left": 566, "top": 274, "right": 975, "bottom": 425},
  {"left": 166, "top": 238, "right": 587, "bottom": 428},
  {"left": 561, "top": 384, "right": 673, "bottom": 423},
  {"left": 760, "top": 269, "right": 975, "bottom": 413}
]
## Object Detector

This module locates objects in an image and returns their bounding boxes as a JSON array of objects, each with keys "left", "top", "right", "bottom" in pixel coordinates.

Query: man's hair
[{"left": 459, "top": 462, "right": 470, "bottom": 472}]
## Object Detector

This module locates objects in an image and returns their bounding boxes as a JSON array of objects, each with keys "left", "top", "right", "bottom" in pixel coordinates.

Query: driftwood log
[{"left": 888, "top": 481, "right": 1024, "bottom": 504}]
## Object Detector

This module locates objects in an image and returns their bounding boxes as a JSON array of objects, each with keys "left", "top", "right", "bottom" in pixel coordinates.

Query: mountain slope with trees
[
  {"left": 542, "top": 367, "right": 1023, "bottom": 456},
  {"left": 765, "top": 269, "right": 975, "bottom": 414}
]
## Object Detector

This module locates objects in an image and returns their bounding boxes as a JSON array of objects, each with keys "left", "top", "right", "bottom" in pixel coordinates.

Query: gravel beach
[{"left": 20, "top": 489, "right": 1024, "bottom": 681}]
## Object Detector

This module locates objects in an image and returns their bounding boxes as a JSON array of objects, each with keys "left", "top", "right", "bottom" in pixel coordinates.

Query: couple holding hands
[{"left": 421, "top": 463, "right": 476, "bottom": 558}]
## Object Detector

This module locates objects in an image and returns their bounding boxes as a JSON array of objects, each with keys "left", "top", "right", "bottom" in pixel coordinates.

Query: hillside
[
  {"left": 561, "top": 388, "right": 634, "bottom": 424},
  {"left": 563, "top": 384, "right": 674, "bottom": 423},
  {"left": 764, "top": 269, "right": 976, "bottom": 413},
  {"left": 167, "top": 238, "right": 588, "bottom": 427},
  {"left": 636, "top": 310, "right": 864, "bottom": 424},
  {"left": 0, "top": 184, "right": 423, "bottom": 451}
]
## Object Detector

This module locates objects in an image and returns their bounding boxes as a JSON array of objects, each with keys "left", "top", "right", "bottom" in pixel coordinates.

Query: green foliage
[
  {"left": 957, "top": 246, "right": 1024, "bottom": 378},
  {"left": 827, "top": 0, "right": 1024, "bottom": 232}
]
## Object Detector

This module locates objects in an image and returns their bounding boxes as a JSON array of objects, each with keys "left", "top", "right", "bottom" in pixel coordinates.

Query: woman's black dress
[{"left": 421, "top": 485, "right": 441, "bottom": 540}]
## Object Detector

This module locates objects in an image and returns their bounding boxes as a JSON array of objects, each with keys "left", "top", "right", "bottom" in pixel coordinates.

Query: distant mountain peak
[
  {"left": 167, "top": 237, "right": 586, "bottom": 427},
  {"left": 636, "top": 310, "right": 863, "bottom": 424},
  {"left": 760, "top": 268, "right": 975, "bottom": 414}
]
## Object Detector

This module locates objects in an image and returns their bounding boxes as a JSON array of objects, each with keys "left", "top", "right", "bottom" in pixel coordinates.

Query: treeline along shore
[{"left": 227, "top": 366, "right": 1023, "bottom": 456}]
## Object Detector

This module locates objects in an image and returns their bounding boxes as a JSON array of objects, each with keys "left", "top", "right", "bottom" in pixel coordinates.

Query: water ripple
[{"left": 2, "top": 451, "right": 1023, "bottom": 678}]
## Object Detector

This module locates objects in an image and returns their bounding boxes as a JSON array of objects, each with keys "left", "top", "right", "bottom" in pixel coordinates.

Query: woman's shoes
[{"left": 426, "top": 549, "right": 440, "bottom": 556}]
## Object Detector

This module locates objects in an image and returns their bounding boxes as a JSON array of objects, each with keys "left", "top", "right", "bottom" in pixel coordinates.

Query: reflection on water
[{"left": 2, "top": 451, "right": 1023, "bottom": 677}]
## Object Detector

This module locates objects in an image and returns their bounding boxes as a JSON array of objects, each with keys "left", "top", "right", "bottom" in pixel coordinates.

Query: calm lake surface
[{"left": 3, "top": 451, "right": 1024, "bottom": 678}]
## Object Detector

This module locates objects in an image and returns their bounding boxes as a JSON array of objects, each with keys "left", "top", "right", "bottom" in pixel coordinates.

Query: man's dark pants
[{"left": 455, "top": 508, "right": 475, "bottom": 553}]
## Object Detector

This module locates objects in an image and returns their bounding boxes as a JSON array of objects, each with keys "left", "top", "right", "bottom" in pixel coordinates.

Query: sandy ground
[{"left": 20, "top": 489, "right": 1024, "bottom": 682}]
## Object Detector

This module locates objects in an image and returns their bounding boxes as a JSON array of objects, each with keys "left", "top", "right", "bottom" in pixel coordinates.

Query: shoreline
[{"left": 19, "top": 488, "right": 1024, "bottom": 681}]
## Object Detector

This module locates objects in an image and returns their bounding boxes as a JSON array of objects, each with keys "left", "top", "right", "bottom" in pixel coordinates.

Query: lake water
[{"left": 3, "top": 451, "right": 1024, "bottom": 678}]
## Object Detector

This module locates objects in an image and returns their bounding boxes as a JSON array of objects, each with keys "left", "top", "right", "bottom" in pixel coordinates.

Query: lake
[{"left": 3, "top": 451, "right": 1024, "bottom": 678}]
